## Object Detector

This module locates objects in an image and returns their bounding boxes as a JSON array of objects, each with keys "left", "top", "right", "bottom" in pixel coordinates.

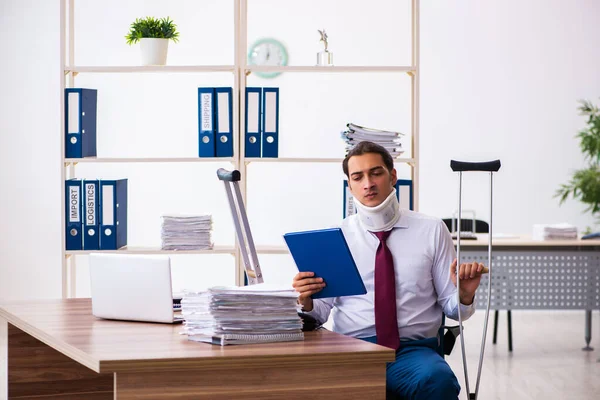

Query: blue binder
[
  {"left": 343, "top": 179, "right": 413, "bottom": 218},
  {"left": 283, "top": 228, "right": 367, "bottom": 299},
  {"left": 244, "top": 87, "right": 262, "bottom": 157},
  {"left": 99, "top": 179, "right": 128, "bottom": 250},
  {"left": 65, "top": 88, "right": 97, "bottom": 158},
  {"left": 215, "top": 87, "right": 233, "bottom": 157},
  {"left": 261, "top": 87, "right": 279, "bottom": 158},
  {"left": 342, "top": 180, "right": 357, "bottom": 218},
  {"left": 198, "top": 87, "right": 215, "bottom": 157},
  {"left": 65, "top": 179, "right": 83, "bottom": 250},
  {"left": 396, "top": 179, "right": 414, "bottom": 211},
  {"left": 82, "top": 180, "right": 100, "bottom": 250}
]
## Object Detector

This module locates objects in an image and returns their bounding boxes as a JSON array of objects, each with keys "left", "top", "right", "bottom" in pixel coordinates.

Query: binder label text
[
  {"left": 247, "top": 92, "right": 260, "bottom": 132},
  {"left": 67, "top": 92, "right": 80, "bottom": 133},
  {"left": 69, "top": 186, "right": 80, "bottom": 223},
  {"left": 200, "top": 93, "right": 212, "bottom": 131},
  {"left": 345, "top": 186, "right": 356, "bottom": 217},
  {"left": 85, "top": 183, "right": 96, "bottom": 226},
  {"left": 217, "top": 91, "right": 230, "bottom": 133},
  {"left": 264, "top": 91, "right": 277, "bottom": 132},
  {"left": 399, "top": 185, "right": 411, "bottom": 210},
  {"left": 102, "top": 185, "right": 114, "bottom": 225}
]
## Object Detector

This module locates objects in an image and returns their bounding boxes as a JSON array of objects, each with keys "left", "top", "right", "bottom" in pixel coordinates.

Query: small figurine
[
  {"left": 318, "top": 29, "right": 329, "bottom": 52},
  {"left": 317, "top": 29, "right": 333, "bottom": 66}
]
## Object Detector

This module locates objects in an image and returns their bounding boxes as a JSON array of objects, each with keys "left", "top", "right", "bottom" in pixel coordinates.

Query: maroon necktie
[{"left": 374, "top": 230, "right": 400, "bottom": 350}]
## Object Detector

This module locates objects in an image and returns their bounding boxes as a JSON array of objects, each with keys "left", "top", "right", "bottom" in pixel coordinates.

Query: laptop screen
[{"left": 89, "top": 254, "right": 177, "bottom": 323}]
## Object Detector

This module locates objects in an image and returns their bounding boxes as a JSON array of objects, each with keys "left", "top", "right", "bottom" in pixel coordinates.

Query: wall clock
[{"left": 247, "top": 38, "right": 288, "bottom": 79}]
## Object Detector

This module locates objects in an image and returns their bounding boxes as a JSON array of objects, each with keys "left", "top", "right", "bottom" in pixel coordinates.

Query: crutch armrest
[
  {"left": 217, "top": 168, "right": 241, "bottom": 182},
  {"left": 450, "top": 160, "right": 501, "bottom": 172}
]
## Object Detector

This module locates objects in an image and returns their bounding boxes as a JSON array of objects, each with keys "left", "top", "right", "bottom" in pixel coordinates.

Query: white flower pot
[{"left": 139, "top": 38, "right": 169, "bottom": 66}]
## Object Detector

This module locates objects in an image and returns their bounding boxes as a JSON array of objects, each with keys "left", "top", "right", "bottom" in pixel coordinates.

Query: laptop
[
  {"left": 89, "top": 253, "right": 183, "bottom": 323},
  {"left": 283, "top": 228, "right": 367, "bottom": 299}
]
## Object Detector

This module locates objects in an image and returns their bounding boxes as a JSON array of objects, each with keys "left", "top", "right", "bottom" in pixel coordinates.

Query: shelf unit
[
  {"left": 65, "top": 66, "right": 236, "bottom": 73},
  {"left": 64, "top": 157, "right": 236, "bottom": 164},
  {"left": 59, "top": 0, "right": 420, "bottom": 298},
  {"left": 244, "top": 157, "right": 416, "bottom": 164},
  {"left": 65, "top": 245, "right": 236, "bottom": 256},
  {"left": 247, "top": 66, "right": 416, "bottom": 73}
]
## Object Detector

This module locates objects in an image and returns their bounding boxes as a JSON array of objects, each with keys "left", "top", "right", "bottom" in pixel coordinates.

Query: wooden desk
[
  {"left": 456, "top": 234, "right": 600, "bottom": 350},
  {"left": 455, "top": 234, "right": 600, "bottom": 248},
  {"left": 0, "top": 298, "right": 394, "bottom": 399}
]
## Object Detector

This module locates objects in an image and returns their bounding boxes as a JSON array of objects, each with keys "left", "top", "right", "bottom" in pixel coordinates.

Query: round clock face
[{"left": 247, "top": 38, "right": 288, "bottom": 79}]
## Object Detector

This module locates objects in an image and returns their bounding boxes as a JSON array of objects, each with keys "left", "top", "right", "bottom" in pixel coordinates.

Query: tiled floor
[{"left": 446, "top": 310, "right": 600, "bottom": 400}]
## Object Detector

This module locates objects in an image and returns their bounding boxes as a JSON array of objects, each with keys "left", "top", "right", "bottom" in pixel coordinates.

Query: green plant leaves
[
  {"left": 125, "top": 16, "right": 180, "bottom": 45},
  {"left": 556, "top": 167, "right": 600, "bottom": 212},
  {"left": 576, "top": 99, "right": 600, "bottom": 163},
  {"left": 556, "top": 99, "right": 600, "bottom": 220}
]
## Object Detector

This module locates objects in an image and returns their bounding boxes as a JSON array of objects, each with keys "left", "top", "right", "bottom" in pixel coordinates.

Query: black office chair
[
  {"left": 438, "top": 314, "right": 461, "bottom": 357},
  {"left": 442, "top": 218, "right": 489, "bottom": 235},
  {"left": 442, "top": 218, "right": 513, "bottom": 352}
]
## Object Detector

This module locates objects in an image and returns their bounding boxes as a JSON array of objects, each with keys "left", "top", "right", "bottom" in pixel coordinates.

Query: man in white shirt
[{"left": 292, "top": 141, "right": 485, "bottom": 400}]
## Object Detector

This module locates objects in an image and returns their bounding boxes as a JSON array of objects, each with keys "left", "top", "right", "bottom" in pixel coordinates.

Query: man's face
[{"left": 347, "top": 153, "right": 397, "bottom": 207}]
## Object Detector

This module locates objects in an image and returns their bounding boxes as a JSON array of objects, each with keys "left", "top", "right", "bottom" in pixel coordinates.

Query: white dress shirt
[{"left": 306, "top": 209, "right": 475, "bottom": 340}]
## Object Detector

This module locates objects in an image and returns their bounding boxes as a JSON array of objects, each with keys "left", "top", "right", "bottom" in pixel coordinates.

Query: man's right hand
[{"left": 292, "top": 272, "right": 326, "bottom": 312}]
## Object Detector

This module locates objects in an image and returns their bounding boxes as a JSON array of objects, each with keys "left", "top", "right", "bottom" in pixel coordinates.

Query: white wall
[
  {"left": 1, "top": 0, "right": 63, "bottom": 300},
  {"left": 419, "top": 0, "right": 600, "bottom": 233},
  {"left": 1, "top": 0, "right": 600, "bottom": 301}
]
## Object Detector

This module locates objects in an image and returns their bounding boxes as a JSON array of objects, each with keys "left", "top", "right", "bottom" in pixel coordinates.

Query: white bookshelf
[
  {"left": 254, "top": 246, "right": 289, "bottom": 255},
  {"left": 246, "top": 66, "right": 416, "bottom": 74},
  {"left": 65, "top": 245, "right": 236, "bottom": 256},
  {"left": 244, "top": 157, "right": 416, "bottom": 164},
  {"left": 59, "top": 0, "right": 420, "bottom": 298},
  {"left": 65, "top": 157, "right": 235, "bottom": 164},
  {"left": 65, "top": 66, "right": 236, "bottom": 73}
]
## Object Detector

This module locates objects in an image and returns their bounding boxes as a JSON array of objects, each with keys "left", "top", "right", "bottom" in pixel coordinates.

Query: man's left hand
[{"left": 449, "top": 258, "right": 485, "bottom": 305}]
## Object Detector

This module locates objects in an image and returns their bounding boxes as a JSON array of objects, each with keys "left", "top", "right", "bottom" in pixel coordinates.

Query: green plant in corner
[
  {"left": 556, "top": 99, "right": 600, "bottom": 226},
  {"left": 125, "top": 16, "right": 180, "bottom": 45}
]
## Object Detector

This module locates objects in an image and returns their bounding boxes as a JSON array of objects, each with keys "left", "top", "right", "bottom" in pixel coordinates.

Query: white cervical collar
[{"left": 353, "top": 188, "right": 401, "bottom": 232}]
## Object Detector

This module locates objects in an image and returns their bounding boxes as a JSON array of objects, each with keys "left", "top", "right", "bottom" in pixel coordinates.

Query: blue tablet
[{"left": 283, "top": 228, "right": 367, "bottom": 299}]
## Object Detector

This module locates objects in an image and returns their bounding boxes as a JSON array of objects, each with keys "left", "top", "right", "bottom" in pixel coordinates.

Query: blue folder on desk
[{"left": 283, "top": 228, "right": 366, "bottom": 299}]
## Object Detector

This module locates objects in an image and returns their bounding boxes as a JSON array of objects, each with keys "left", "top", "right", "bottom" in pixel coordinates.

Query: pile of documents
[
  {"left": 161, "top": 214, "right": 213, "bottom": 250},
  {"left": 341, "top": 123, "right": 404, "bottom": 158},
  {"left": 180, "top": 284, "right": 304, "bottom": 346},
  {"left": 532, "top": 223, "right": 578, "bottom": 240}
]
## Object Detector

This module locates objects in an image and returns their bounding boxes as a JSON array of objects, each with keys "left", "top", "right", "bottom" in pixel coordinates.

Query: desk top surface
[
  {"left": 454, "top": 234, "right": 600, "bottom": 247},
  {"left": 0, "top": 298, "right": 394, "bottom": 374}
]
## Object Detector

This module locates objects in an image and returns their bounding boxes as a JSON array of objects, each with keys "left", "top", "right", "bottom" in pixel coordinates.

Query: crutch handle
[
  {"left": 450, "top": 160, "right": 501, "bottom": 172},
  {"left": 456, "top": 265, "right": 489, "bottom": 274},
  {"left": 217, "top": 168, "right": 241, "bottom": 182}
]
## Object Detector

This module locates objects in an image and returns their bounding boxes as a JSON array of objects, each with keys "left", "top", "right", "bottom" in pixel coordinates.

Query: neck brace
[{"left": 353, "top": 188, "right": 401, "bottom": 232}]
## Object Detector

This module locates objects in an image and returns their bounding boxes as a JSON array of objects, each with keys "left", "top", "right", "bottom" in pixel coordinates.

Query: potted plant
[
  {"left": 556, "top": 99, "right": 600, "bottom": 232},
  {"left": 125, "top": 16, "right": 180, "bottom": 66}
]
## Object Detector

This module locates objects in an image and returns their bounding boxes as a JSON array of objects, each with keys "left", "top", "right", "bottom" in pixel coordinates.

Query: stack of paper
[
  {"left": 161, "top": 214, "right": 213, "bottom": 250},
  {"left": 181, "top": 283, "right": 304, "bottom": 345},
  {"left": 341, "top": 123, "right": 404, "bottom": 158},
  {"left": 532, "top": 223, "right": 578, "bottom": 240}
]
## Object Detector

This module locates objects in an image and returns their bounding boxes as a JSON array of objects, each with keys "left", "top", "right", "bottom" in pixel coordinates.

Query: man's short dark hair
[{"left": 342, "top": 141, "right": 394, "bottom": 177}]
